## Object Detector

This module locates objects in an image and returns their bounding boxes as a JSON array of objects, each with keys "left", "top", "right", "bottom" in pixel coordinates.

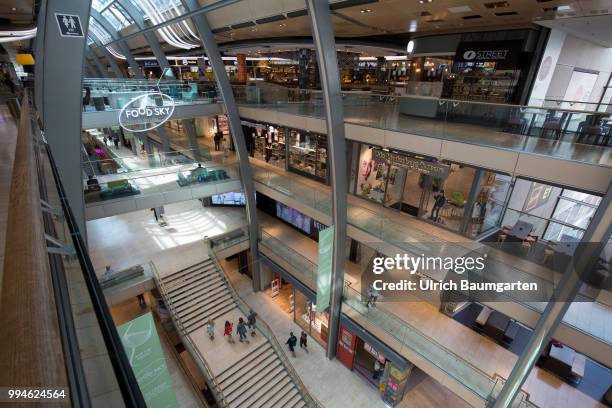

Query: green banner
[
  {"left": 117, "top": 313, "right": 178, "bottom": 408},
  {"left": 316, "top": 226, "right": 334, "bottom": 313}
]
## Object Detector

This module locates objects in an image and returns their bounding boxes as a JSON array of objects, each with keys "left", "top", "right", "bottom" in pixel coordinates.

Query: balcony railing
[{"left": 233, "top": 84, "right": 612, "bottom": 166}]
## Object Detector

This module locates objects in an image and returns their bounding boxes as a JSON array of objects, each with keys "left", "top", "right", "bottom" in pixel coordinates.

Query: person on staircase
[
  {"left": 237, "top": 318, "right": 249, "bottom": 343},
  {"left": 247, "top": 310, "right": 257, "bottom": 336},
  {"left": 207, "top": 319, "right": 215, "bottom": 340},
  {"left": 224, "top": 321, "right": 234, "bottom": 344}
]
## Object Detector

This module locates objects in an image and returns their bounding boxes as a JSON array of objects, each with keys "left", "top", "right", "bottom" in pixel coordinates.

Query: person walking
[
  {"left": 286, "top": 332, "right": 297, "bottom": 357},
  {"left": 247, "top": 309, "right": 257, "bottom": 336},
  {"left": 224, "top": 321, "right": 235, "bottom": 343},
  {"left": 151, "top": 208, "right": 159, "bottom": 222},
  {"left": 113, "top": 138, "right": 120, "bottom": 149},
  {"left": 213, "top": 130, "right": 222, "bottom": 151},
  {"left": 299, "top": 331, "right": 308, "bottom": 353},
  {"left": 222, "top": 138, "right": 230, "bottom": 158},
  {"left": 367, "top": 285, "right": 379, "bottom": 308},
  {"left": 206, "top": 319, "right": 215, "bottom": 340},
  {"left": 237, "top": 318, "right": 249, "bottom": 343},
  {"left": 429, "top": 189, "right": 446, "bottom": 222}
]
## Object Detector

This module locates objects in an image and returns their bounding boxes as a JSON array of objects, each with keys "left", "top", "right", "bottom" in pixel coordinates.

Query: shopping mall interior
[{"left": 0, "top": 0, "right": 611, "bottom": 407}]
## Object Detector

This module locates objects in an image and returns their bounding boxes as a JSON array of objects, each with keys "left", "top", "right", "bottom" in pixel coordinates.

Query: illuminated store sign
[
  {"left": 118, "top": 92, "right": 175, "bottom": 132},
  {"left": 372, "top": 149, "right": 449, "bottom": 178}
]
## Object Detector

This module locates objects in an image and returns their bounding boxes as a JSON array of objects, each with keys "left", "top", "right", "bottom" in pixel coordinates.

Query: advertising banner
[
  {"left": 316, "top": 226, "right": 334, "bottom": 313},
  {"left": 117, "top": 313, "right": 178, "bottom": 408},
  {"left": 528, "top": 29, "right": 566, "bottom": 105}
]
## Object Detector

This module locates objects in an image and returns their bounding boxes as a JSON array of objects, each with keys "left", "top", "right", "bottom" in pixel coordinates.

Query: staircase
[
  {"left": 216, "top": 342, "right": 306, "bottom": 408},
  {"left": 154, "top": 257, "right": 312, "bottom": 408},
  {"left": 157, "top": 258, "right": 236, "bottom": 334}
]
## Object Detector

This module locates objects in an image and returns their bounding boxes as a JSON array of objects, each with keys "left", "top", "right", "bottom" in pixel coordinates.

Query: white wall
[{"left": 545, "top": 34, "right": 612, "bottom": 103}]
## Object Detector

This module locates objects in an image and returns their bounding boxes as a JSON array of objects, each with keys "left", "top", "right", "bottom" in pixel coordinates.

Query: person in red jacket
[{"left": 224, "top": 321, "right": 235, "bottom": 344}]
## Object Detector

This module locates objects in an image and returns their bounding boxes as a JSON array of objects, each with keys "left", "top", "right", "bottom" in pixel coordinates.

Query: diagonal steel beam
[
  {"left": 182, "top": 0, "right": 262, "bottom": 291},
  {"left": 305, "top": 0, "right": 348, "bottom": 360}
]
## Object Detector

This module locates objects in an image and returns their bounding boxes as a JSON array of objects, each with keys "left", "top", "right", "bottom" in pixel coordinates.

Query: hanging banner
[
  {"left": 316, "top": 226, "right": 334, "bottom": 313},
  {"left": 117, "top": 313, "right": 178, "bottom": 408},
  {"left": 118, "top": 92, "right": 175, "bottom": 132}
]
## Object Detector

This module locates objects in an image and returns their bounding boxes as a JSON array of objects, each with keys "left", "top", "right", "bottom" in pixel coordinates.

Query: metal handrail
[
  {"left": 207, "top": 248, "right": 323, "bottom": 408},
  {"left": 149, "top": 261, "right": 231, "bottom": 408}
]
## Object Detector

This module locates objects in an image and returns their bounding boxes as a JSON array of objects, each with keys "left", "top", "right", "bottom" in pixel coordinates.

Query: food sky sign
[{"left": 119, "top": 92, "right": 175, "bottom": 132}]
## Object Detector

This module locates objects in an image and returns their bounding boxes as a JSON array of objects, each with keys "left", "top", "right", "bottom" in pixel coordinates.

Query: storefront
[
  {"left": 241, "top": 119, "right": 329, "bottom": 184},
  {"left": 336, "top": 322, "right": 414, "bottom": 406},
  {"left": 241, "top": 120, "right": 286, "bottom": 169},
  {"left": 349, "top": 141, "right": 511, "bottom": 238}
]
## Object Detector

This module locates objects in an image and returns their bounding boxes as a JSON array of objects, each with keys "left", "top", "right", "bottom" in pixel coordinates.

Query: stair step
[
  {"left": 161, "top": 259, "right": 212, "bottom": 283},
  {"left": 252, "top": 378, "right": 295, "bottom": 408},
  {"left": 225, "top": 359, "right": 283, "bottom": 402},
  {"left": 260, "top": 384, "right": 299, "bottom": 408},
  {"left": 169, "top": 277, "right": 225, "bottom": 305},
  {"left": 218, "top": 343, "right": 271, "bottom": 383},
  {"left": 248, "top": 374, "right": 294, "bottom": 408},
  {"left": 171, "top": 281, "right": 227, "bottom": 309},
  {"left": 186, "top": 304, "right": 237, "bottom": 333},
  {"left": 164, "top": 266, "right": 218, "bottom": 292},
  {"left": 233, "top": 369, "right": 288, "bottom": 408},
  {"left": 286, "top": 393, "right": 305, "bottom": 408},
  {"left": 176, "top": 292, "right": 232, "bottom": 319},
  {"left": 223, "top": 354, "right": 280, "bottom": 398},
  {"left": 180, "top": 297, "right": 235, "bottom": 325}
]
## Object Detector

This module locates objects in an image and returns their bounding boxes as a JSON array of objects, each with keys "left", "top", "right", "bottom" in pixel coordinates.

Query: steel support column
[
  {"left": 33, "top": 0, "right": 47, "bottom": 116},
  {"left": 492, "top": 184, "right": 612, "bottom": 407},
  {"left": 91, "top": 39, "right": 124, "bottom": 78},
  {"left": 91, "top": 10, "right": 143, "bottom": 79},
  {"left": 306, "top": 0, "right": 348, "bottom": 359},
  {"left": 38, "top": 0, "right": 93, "bottom": 240},
  {"left": 183, "top": 118, "right": 202, "bottom": 162},
  {"left": 87, "top": 48, "right": 108, "bottom": 78},
  {"left": 115, "top": 0, "right": 171, "bottom": 73},
  {"left": 183, "top": 0, "right": 262, "bottom": 291}
]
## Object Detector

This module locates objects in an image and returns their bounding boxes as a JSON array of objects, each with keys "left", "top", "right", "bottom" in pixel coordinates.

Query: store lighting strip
[{"left": 132, "top": 0, "right": 199, "bottom": 49}]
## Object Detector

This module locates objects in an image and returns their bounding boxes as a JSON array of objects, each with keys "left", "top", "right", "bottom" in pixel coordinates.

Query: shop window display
[
  {"left": 242, "top": 121, "right": 286, "bottom": 169},
  {"left": 288, "top": 130, "right": 328, "bottom": 183}
]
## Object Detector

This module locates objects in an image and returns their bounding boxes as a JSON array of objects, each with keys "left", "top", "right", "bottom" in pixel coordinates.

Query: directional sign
[{"left": 55, "top": 13, "right": 84, "bottom": 38}]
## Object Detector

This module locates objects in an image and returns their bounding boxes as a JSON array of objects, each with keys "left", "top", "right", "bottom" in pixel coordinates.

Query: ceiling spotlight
[
  {"left": 11, "top": 7, "right": 17, "bottom": 11},
  {"left": 360, "top": 9, "right": 372, "bottom": 13},
  {"left": 279, "top": 23, "right": 286, "bottom": 27},
  {"left": 418, "top": 0, "right": 433, "bottom": 3}
]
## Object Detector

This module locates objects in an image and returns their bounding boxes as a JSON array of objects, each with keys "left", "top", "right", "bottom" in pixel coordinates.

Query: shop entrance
[
  {"left": 353, "top": 337, "right": 386, "bottom": 387},
  {"left": 384, "top": 165, "right": 435, "bottom": 218}
]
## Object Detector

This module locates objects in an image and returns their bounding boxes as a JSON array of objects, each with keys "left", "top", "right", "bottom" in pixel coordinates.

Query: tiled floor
[{"left": 87, "top": 200, "right": 246, "bottom": 276}]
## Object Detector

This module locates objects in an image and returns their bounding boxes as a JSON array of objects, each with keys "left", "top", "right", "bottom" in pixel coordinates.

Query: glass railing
[
  {"left": 209, "top": 227, "right": 249, "bottom": 251},
  {"left": 81, "top": 147, "right": 206, "bottom": 177},
  {"left": 234, "top": 85, "right": 612, "bottom": 166},
  {"left": 82, "top": 78, "right": 220, "bottom": 112},
  {"left": 253, "top": 165, "right": 612, "bottom": 344},
  {"left": 18, "top": 92, "right": 148, "bottom": 406},
  {"left": 259, "top": 229, "right": 318, "bottom": 288},
  {"left": 83, "top": 161, "right": 241, "bottom": 204},
  {"left": 207, "top": 246, "right": 322, "bottom": 408}
]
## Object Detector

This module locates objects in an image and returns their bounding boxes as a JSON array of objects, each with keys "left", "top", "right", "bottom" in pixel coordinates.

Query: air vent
[
  {"left": 231, "top": 21, "right": 256, "bottom": 29},
  {"left": 420, "top": 11, "right": 432, "bottom": 16},
  {"left": 483, "top": 1, "right": 509, "bottom": 9},
  {"left": 495, "top": 11, "right": 517, "bottom": 16},
  {"left": 462, "top": 14, "right": 482, "bottom": 19},
  {"left": 255, "top": 14, "right": 287, "bottom": 24},
  {"left": 330, "top": 0, "right": 379, "bottom": 11},
  {"left": 211, "top": 26, "right": 231, "bottom": 33},
  {"left": 287, "top": 9, "right": 308, "bottom": 18}
]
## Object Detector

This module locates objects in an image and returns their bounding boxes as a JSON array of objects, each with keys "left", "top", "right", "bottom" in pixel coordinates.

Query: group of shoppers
[
  {"left": 206, "top": 309, "right": 257, "bottom": 343},
  {"left": 285, "top": 331, "right": 309, "bottom": 357},
  {"left": 213, "top": 130, "right": 231, "bottom": 158}
]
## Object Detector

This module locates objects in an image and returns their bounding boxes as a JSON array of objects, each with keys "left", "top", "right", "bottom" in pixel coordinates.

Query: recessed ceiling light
[
  {"left": 11, "top": 7, "right": 17, "bottom": 11},
  {"left": 418, "top": 0, "right": 433, "bottom": 4},
  {"left": 360, "top": 8, "right": 372, "bottom": 13},
  {"left": 279, "top": 23, "right": 286, "bottom": 27}
]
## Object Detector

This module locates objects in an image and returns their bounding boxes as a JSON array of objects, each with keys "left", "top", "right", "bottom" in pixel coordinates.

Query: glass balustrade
[
  {"left": 233, "top": 85, "right": 612, "bottom": 166},
  {"left": 83, "top": 160, "right": 241, "bottom": 204},
  {"left": 82, "top": 78, "right": 220, "bottom": 112},
  {"left": 252, "top": 166, "right": 612, "bottom": 344}
]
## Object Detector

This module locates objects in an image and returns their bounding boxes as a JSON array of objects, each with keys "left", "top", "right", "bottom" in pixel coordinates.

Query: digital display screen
[
  {"left": 276, "top": 202, "right": 311, "bottom": 234},
  {"left": 211, "top": 192, "right": 246, "bottom": 206}
]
